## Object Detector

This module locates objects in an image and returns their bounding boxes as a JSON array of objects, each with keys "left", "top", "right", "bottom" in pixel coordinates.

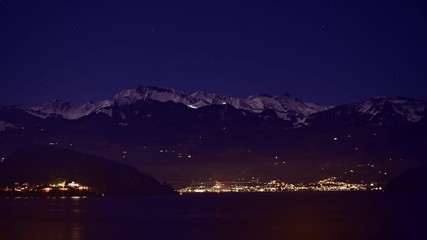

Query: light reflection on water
[
  {"left": 1, "top": 193, "right": 426, "bottom": 240},
  {"left": 0, "top": 196, "right": 85, "bottom": 240},
  {"left": 70, "top": 222, "right": 82, "bottom": 240}
]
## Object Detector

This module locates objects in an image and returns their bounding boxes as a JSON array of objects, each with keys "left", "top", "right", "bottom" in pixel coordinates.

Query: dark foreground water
[{"left": 0, "top": 192, "right": 426, "bottom": 240}]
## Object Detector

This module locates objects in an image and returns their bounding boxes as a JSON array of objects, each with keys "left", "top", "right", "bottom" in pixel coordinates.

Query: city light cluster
[
  {"left": 42, "top": 181, "right": 90, "bottom": 192},
  {"left": 1, "top": 180, "right": 91, "bottom": 195},
  {"left": 179, "top": 177, "right": 378, "bottom": 193}
]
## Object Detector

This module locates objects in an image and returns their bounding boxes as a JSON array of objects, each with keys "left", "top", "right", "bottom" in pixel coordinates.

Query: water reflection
[
  {"left": 1, "top": 193, "right": 426, "bottom": 240},
  {"left": 0, "top": 197, "right": 85, "bottom": 240},
  {"left": 70, "top": 222, "right": 83, "bottom": 240},
  {"left": 17, "top": 220, "right": 83, "bottom": 240}
]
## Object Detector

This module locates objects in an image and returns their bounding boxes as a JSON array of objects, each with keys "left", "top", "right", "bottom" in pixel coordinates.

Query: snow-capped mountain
[
  {"left": 113, "top": 86, "right": 194, "bottom": 107},
  {"left": 354, "top": 96, "right": 426, "bottom": 123},
  {"left": 0, "top": 121, "right": 16, "bottom": 132},
  {"left": 25, "top": 99, "right": 112, "bottom": 119},
  {"left": 306, "top": 96, "right": 427, "bottom": 127},
  {"left": 112, "top": 86, "right": 330, "bottom": 122},
  {"left": 16, "top": 86, "right": 426, "bottom": 126},
  {"left": 22, "top": 86, "right": 330, "bottom": 123}
]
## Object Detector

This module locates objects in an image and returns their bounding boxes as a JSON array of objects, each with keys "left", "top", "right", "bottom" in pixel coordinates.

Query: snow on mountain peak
[
  {"left": 26, "top": 99, "right": 112, "bottom": 119},
  {"left": 242, "top": 94, "right": 331, "bottom": 121},
  {"left": 190, "top": 91, "right": 227, "bottom": 105},
  {"left": 0, "top": 121, "right": 16, "bottom": 132},
  {"left": 23, "top": 86, "right": 330, "bottom": 122},
  {"left": 113, "top": 86, "right": 194, "bottom": 106},
  {"left": 353, "top": 96, "right": 426, "bottom": 123}
]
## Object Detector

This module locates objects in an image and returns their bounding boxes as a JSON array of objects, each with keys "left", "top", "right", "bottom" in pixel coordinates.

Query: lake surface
[{"left": 1, "top": 192, "right": 426, "bottom": 240}]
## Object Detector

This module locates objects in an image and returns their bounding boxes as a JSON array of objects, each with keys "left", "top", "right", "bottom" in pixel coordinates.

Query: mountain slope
[
  {"left": 0, "top": 87, "right": 426, "bottom": 183},
  {"left": 306, "top": 96, "right": 427, "bottom": 129},
  {"left": 25, "top": 99, "right": 113, "bottom": 119},
  {"left": 0, "top": 145, "right": 175, "bottom": 196}
]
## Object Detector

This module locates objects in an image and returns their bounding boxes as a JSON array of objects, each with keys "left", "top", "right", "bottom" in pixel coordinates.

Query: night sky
[{"left": 0, "top": 0, "right": 426, "bottom": 106}]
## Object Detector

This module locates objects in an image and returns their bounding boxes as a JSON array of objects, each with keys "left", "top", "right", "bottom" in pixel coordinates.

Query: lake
[{"left": 1, "top": 192, "right": 426, "bottom": 240}]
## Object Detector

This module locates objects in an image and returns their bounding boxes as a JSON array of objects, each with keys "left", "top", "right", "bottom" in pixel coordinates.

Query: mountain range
[
  {"left": 1, "top": 86, "right": 426, "bottom": 184},
  {"left": 23, "top": 86, "right": 330, "bottom": 124}
]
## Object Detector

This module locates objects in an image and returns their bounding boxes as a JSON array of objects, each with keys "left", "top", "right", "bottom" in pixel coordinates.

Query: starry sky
[{"left": 0, "top": 0, "right": 426, "bottom": 106}]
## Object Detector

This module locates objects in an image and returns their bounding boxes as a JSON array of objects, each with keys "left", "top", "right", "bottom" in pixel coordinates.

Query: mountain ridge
[
  {"left": 1, "top": 86, "right": 426, "bottom": 132},
  {"left": 19, "top": 86, "right": 331, "bottom": 124}
]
